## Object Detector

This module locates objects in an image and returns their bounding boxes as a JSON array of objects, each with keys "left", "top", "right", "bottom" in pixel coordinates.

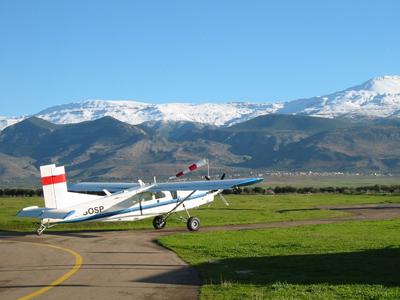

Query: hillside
[{"left": 0, "top": 114, "right": 400, "bottom": 184}]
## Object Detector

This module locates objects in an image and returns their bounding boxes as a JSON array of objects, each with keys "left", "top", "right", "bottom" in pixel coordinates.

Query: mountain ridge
[
  {"left": 1, "top": 114, "right": 400, "bottom": 184},
  {"left": 1, "top": 75, "right": 400, "bottom": 131}
]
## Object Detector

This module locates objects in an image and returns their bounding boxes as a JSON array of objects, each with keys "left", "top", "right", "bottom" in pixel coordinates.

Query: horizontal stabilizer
[
  {"left": 68, "top": 177, "right": 263, "bottom": 193},
  {"left": 17, "top": 206, "right": 75, "bottom": 219}
]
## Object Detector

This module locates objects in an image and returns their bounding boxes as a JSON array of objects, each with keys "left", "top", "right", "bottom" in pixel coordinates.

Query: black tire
[
  {"left": 153, "top": 215, "right": 166, "bottom": 230},
  {"left": 187, "top": 216, "right": 200, "bottom": 231}
]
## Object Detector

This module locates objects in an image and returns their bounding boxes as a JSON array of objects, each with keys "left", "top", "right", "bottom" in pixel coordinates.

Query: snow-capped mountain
[
  {"left": 0, "top": 116, "right": 26, "bottom": 131},
  {"left": 1, "top": 75, "right": 400, "bottom": 131},
  {"left": 35, "top": 101, "right": 283, "bottom": 127},
  {"left": 280, "top": 75, "right": 400, "bottom": 118}
]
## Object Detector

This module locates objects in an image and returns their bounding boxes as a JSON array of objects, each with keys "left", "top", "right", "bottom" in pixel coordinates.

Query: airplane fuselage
[{"left": 44, "top": 190, "right": 216, "bottom": 225}]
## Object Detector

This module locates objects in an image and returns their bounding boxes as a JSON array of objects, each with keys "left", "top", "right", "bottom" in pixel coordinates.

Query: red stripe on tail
[
  {"left": 41, "top": 174, "right": 66, "bottom": 186},
  {"left": 175, "top": 171, "right": 184, "bottom": 177}
]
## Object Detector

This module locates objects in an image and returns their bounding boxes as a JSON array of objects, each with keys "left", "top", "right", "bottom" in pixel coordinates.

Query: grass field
[
  {"left": 1, "top": 194, "right": 400, "bottom": 232},
  {"left": 159, "top": 219, "right": 400, "bottom": 299},
  {"left": 260, "top": 175, "right": 400, "bottom": 188}
]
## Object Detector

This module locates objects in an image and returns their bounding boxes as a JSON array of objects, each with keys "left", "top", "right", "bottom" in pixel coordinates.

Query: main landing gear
[
  {"left": 152, "top": 204, "right": 201, "bottom": 232},
  {"left": 153, "top": 215, "right": 166, "bottom": 230},
  {"left": 186, "top": 216, "right": 200, "bottom": 231},
  {"left": 152, "top": 190, "right": 201, "bottom": 232}
]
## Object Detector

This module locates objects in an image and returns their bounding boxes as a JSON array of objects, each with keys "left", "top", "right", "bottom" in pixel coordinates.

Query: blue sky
[{"left": 1, "top": 1, "right": 399, "bottom": 116}]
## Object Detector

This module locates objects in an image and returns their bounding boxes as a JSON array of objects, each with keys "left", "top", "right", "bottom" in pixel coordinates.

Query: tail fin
[{"left": 40, "top": 164, "right": 69, "bottom": 208}]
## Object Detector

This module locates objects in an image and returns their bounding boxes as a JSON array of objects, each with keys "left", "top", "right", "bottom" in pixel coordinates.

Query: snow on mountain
[
  {"left": 34, "top": 100, "right": 282, "bottom": 127},
  {"left": 352, "top": 75, "right": 400, "bottom": 94},
  {"left": 1, "top": 75, "right": 400, "bottom": 131},
  {"left": 0, "top": 116, "right": 26, "bottom": 131},
  {"left": 280, "top": 75, "right": 400, "bottom": 118}
]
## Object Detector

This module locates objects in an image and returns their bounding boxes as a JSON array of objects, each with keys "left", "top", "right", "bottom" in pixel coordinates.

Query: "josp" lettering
[{"left": 83, "top": 206, "right": 104, "bottom": 216}]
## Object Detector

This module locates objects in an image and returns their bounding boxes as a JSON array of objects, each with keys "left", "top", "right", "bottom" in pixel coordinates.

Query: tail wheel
[
  {"left": 153, "top": 215, "right": 166, "bottom": 230},
  {"left": 187, "top": 216, "right": 200, "bottom": 231}
]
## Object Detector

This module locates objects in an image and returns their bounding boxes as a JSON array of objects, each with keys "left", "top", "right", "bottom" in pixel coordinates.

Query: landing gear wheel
[
  {"left": 187, "top": 217, "right": 200, "bottom": 231},
  {"left": 153, "top": 215, "right": 166, "bottom": 230},
  {"left": 36, "top": 223, "right": 47, "bottom": 236}
]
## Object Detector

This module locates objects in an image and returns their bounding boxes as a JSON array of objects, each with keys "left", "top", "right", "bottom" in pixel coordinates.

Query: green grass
[
  {"left": 1, "top": 194, "right": 400, "bottom": 233},
  {"left": 159, "top": 219, "right": 400, "bottom": 299},
  {"left": 261, "top": 175, "right": 400, "bottom": 188}
]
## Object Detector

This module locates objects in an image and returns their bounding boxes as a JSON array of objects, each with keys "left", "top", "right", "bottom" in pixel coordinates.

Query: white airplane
[{"left": 17, "top": 161, "right": 263, "bottom": 235}]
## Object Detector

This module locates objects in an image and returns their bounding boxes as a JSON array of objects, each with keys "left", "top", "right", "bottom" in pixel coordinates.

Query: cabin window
[
  {"left": 137, "top": 191, "right": 166, "bottom": 201},
  {"left": 154, "top": 192, "right": 166, "bottom": 199},
  {"left": 139, "top": 192, "right": 153, "bottom": 201}
]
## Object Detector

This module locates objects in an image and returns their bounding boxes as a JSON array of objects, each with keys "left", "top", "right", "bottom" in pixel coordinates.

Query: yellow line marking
[{"left": 16, "top": 242, "right": 82, "bottom": 300}]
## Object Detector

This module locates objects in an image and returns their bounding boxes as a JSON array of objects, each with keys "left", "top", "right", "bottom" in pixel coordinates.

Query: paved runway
[{"left": 1, "top": 203, "right": 400, "bottom": 300}]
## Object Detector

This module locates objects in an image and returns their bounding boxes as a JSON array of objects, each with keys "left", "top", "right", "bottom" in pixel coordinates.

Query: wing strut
[{"left": 164, "top": 190, "right": 197, "bottom": 221}]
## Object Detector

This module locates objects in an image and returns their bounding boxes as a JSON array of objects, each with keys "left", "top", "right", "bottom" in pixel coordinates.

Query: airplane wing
[
  {"left": 17, "top": 206, "right": 75, "bottom": 219},
  {"left": 149, "top": 178, "right": 263, "bottom": 192},
  {"left": 68, "top": 177, "right": 263, "bottom": 193}
]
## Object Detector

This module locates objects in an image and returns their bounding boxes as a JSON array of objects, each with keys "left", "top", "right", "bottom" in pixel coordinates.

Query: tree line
[
  {"left": 223, "top": 184, "right": 400, "bottom": 195},
  {"left": 1, "top": 184, "right": 400, "bottom": 197},
  {"left": 0, "top": 188, "right": 42, "bottom": 197}
]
